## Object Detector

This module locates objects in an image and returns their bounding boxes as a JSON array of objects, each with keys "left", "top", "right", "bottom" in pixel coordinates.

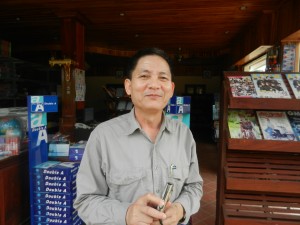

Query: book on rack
[
  {"left": 286, "top": 110, "right": 300, "bottom": 141},
  {"left": 285, "top": 73, "right": 300, "bottom": 99},
  {"left": 256, "top": 111, "right": 297, "bottom": 141},
  {"left": 227, "top": 109, "right": 262, "bottom": 139},
  {"left": 251, "top": 74, "right": 291, "bottom": 98},
  {"left": 227, "top": 75, "right": 257, "bottom": 97}
]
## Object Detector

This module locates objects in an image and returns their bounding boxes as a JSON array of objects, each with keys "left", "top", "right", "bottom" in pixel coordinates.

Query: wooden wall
[{"left": 231, "top": 0, "right": 300, "bottom": 66}]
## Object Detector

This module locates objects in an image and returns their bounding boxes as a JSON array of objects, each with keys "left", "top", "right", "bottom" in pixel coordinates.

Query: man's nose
[{"left": 148, "top": 77, "right": 160, "bottom": 88}]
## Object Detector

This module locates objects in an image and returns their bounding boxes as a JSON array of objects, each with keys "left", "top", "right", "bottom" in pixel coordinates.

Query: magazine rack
[{"left": 216, "top": 71, "right": 300, "bottom": 225}]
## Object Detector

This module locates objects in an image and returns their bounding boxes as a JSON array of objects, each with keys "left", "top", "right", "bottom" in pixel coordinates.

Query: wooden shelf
[
  {"left": 225, "top": 152, "right": 300, "bottom": 195},
  {"left": 223, "top": 193, "right": 300, "bottom": 225},
  {"left": 227, "top": 138, "right": 300, "bottom": 153},
  {"left": 217, "top": 71, "right": 300, "bottom": 225},
  {"left": 228, "top": 97, "right": 300, "bottom": 110}
]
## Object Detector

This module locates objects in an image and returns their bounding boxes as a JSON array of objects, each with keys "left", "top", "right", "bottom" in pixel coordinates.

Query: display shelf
[
  {"left": 225, "top": 78, "right": 300, "bottom": 110},
  {"left": 216, "top": 71, "right": 300, "bottom": 225},
  {"left": 225, "top": 152, "right": 300, "bottom": 195},
  {"left": 223, "top": 193, "right": 300, "bottom": 225},
  {"left": 102, "top": 84, "right": 132, "bottom": 118},
  {"left": 227, "top": 138, "right": 300, "bottom": 153}
]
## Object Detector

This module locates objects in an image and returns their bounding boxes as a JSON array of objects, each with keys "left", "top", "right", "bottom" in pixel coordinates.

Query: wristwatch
[
  {"left": 178, "top": 214, "right": 186, "bottom": 223},
  {"left": 178, "top": 205, "right": 186, "bottom": 223}
]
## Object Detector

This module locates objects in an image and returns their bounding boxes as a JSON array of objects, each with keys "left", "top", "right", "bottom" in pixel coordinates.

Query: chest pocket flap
[{"left": 109, "top": 168, "right": 147, "bottom": 185}]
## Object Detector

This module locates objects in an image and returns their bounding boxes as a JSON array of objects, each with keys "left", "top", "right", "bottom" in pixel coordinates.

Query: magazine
[
  {"left": 285, "top": 73, "right": 300, "bottom": 99},
  {"left": 286, "top": 110, "right": 300, "bottom": 141},
  {"left": 227, "top": 109, "right": 262, "bottom": 139},
  {"left": 227, "top": 76, "right": 257, "bottom": 97},
  {"left": 251, "top": 74, "right": 291, "bottom": 98},
  {"left": 256, "top": 111, "right": 296, "bottom": 141}
]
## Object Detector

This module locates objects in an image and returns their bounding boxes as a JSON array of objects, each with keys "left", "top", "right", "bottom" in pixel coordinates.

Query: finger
[
  {"left": 140, "top": 204, "right": 167, "bottom": 220},
  {"left": 137, "top": 193, "right": 165, "bottom": 208},
  {"left": 163, "top": 204, "right": 182, "bottom": 224},
  {"left": 127, "top": 204, "right": 156, "bottom": 225},
  {"left": 164, "top": 201, "right": 172, "bottom": 209}
]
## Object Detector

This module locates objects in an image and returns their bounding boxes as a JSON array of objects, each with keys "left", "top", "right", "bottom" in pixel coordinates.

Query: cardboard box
[{"left": 48, "top": 143, "right": 70, "bottom": 157}]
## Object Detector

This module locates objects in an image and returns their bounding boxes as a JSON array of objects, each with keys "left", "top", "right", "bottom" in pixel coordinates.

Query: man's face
[{"left": 125, "top": 55, "right": 175, "bottom": 113}]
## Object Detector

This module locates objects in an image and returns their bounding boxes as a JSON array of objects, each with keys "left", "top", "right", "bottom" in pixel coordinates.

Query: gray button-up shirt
[{"left": 74, "top": 108, "right": 203, "bottom": 225}]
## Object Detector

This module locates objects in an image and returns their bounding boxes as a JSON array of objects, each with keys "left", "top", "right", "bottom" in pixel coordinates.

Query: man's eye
[{"left": 160, "top": 76, "right": 169, "bottom": 80}]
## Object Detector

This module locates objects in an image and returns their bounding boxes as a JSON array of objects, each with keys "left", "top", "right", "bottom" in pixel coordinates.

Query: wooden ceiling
[{"left": 0, "top": 0, "right": 284, "bottom": 57}]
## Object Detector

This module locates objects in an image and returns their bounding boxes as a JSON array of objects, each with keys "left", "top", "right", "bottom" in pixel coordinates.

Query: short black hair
[{"left": 126, "top": 47, "right": 174, "bottom": 79}]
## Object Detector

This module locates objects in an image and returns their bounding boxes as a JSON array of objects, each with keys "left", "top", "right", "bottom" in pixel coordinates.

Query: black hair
[{"left": 126, "top": 47, "right": 174, "bottom": 79}]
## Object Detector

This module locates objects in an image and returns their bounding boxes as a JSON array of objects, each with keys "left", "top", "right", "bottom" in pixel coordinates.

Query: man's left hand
[{"left": 152, "top": 202, "right": 184, "bottom": 225}]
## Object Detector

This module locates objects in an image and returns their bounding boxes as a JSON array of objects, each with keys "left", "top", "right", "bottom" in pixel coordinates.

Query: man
[{"left": 74, "top": 47, "right": 203, "bottom": 225}]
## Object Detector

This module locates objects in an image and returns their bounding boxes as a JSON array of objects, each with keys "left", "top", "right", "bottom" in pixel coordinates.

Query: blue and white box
[{"left": 166, "top": 96, "right": 191, "bottom": 127}]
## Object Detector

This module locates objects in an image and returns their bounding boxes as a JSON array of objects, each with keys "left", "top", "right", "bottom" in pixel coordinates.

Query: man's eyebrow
[{"left": 139, "top": 69, "right": 151, "bottom": 73}]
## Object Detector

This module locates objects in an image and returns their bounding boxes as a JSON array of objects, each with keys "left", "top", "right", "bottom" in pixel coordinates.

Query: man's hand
[
  {"left": 152, "top": 202, "right": 185, "bottom": 225},
  {"left": 126, "top": 193, "right": 167, "bottom": 225}
]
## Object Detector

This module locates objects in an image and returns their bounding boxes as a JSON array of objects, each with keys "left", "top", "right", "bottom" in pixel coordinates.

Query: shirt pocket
[
  {"left": 169, "top": 166, "right": 189, "bottom": 200},
  {"left": 107, "top": 168, "right": 148, "bottom": 202}
]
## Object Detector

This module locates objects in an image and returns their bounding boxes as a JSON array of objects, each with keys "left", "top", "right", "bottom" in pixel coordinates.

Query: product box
[
  {"left": 34, "top": 185, "right": 76, "bottom": 194},
  {"left": 34, "top": 205, "right": 76, "bottom": 219},
  {"left": 169, "top": 96, "right": 191, "bottom": 105},
  {"left": 33, "top": 191, "right": 76, "bottom": 201},
  {"left": 166, "top": 114, "right": 191, "bottom": 127},
  {"left": 33, "top": 180, "right": 77, "bottom": 193},
  {"left": 34, "top": 172, "right": 77, "bottom": 182},
  {"left": 33, "top": 161, "right": 80, "bottom": 177},
  {"left": 69, "top": 154, "right": 84, "bottom": 162},
  {"left": 48, "top": 143, "right": 70, "bottom": 157},
  {"left": 165, "top": 105, "right": 190, "bottom": 114},
  {"left": 166, "top": 96, "right": 191, "bottom": 127},
  {"left": 69, "top": 140, "right": 86, "bottom": 161},
  {"left": 34, "top": 198, "right": 74, "bottom": 207},
  {"left": 34, "top": 213, "right": 81, "bottom": 224},
  {"left": 32, "top": 161, "right": 80, "bottom": 224},
  {"left": 69, "top": 141, "right": 86, "bottom": 155}
]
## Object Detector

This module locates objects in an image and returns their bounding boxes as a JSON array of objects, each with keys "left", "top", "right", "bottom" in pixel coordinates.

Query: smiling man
[{"left": 74, "top": 48, "right": 203, "bottom": 225}]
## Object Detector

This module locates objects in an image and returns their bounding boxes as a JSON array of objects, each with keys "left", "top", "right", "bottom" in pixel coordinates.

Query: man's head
[
  {"left": 126, "top": 47, "right": 174, "bottom": 80},
  {"left": 124, "top": 47, "right": 175, "bottom": 114}
]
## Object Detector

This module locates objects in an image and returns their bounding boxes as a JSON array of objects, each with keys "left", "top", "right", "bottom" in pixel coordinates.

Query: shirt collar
[{"left": 124, "top": 108, "right": 174, "bottom": 135}]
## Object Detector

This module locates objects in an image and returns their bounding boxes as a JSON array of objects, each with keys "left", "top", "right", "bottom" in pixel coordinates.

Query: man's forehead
[{"left": 135, "top": 57, "right": 170, "bottom": 72}]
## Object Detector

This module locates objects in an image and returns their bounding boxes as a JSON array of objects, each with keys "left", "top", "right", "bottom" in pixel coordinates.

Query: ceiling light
[{"left": 120, "top": 13, "right": 125, "bottom": 16}]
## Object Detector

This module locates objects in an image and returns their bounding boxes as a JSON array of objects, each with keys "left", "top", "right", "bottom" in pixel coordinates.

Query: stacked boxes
[
  {"left": 33, "top": 161, "right": 82, "bottom": 225},
  {"left": 69, "top": 141, "right": 87, "bottom": 162},
  {"left": 166, "top": 96, "right": 191, "bottom": 127}
]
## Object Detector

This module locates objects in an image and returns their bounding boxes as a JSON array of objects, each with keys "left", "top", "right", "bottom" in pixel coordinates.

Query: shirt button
[{"left": 156, "top": 189, "right": 160, "bottom": 193}]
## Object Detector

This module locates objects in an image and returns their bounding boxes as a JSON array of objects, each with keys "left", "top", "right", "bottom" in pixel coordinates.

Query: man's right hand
[{"left": 126, "top": 193, "right": 167, "bottom": 225}]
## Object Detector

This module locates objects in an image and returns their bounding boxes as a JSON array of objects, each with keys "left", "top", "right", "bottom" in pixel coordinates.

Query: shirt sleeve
[
  {"left": 174, "top": 139, "right": 204, "bottom": 224},
  {"left": 73, "top": 130, "right": 130, "bottom": 225}
]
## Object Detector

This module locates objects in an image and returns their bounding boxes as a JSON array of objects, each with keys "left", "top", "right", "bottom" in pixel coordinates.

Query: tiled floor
[{"left": 191, "top": 140, "right": 218, "bottom": 225}]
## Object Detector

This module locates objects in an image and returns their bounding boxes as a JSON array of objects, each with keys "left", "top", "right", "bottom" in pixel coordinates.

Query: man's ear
[
  {"left": 170, "top": 81, "right": 175, "bottom": 97},
  {"left": 124, "top": 78, "right": 131, "bottom": 95}
]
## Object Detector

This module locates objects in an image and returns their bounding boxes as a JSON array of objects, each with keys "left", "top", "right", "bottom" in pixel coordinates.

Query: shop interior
[{"left": 1, "top": 1, "right": 300, "bottom": 225}]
